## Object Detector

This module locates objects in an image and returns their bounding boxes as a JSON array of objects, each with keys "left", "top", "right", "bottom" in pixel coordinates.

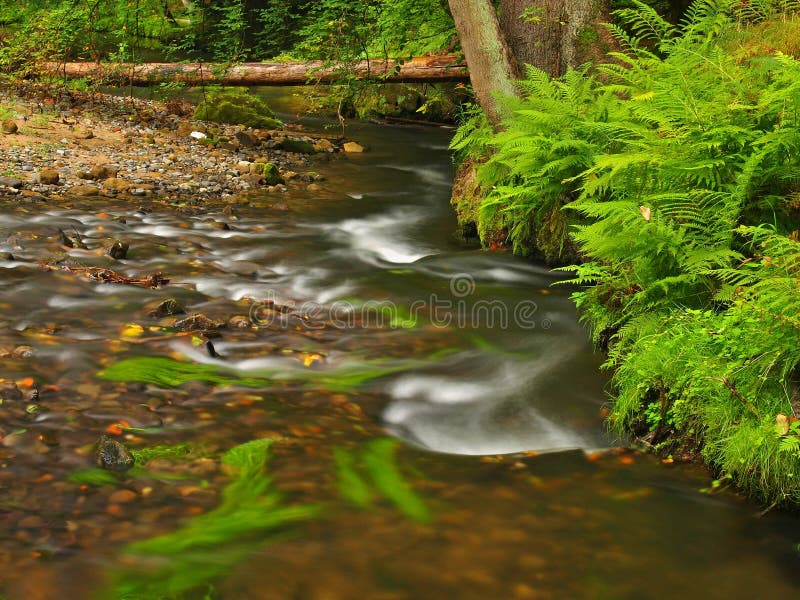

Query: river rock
[
  {"left": 0, "top": 176, "right": 23, "bottom": 189},
  {"left": 1, "top": 120, "right": 18, "bottom": 134},
  {"left": 106, "top": 240, "right": 129, "bottom": 259},
  {"left": 96, "top": 435, "right": 135, "bottom": 472},
  {"left": 90, "top": 164, "right": 117, "bottom": 180},
  {"left": 235, "top": 131, "right": 259, "bottom": 148},
  {"left": 313, "top": 138, "right": 335, "bottom": 152},
  {"left": 146, "top": 298, "right": 185, "bottom": 318},
  {"left": 11, "top": 345, "right": 35, "bottom": 358},
  {"left": 69, "top": 184, "right": 100, "bottom": 197},
  {"left": 173, "top": 313, "right": 224, "bottom": 333},
  {"left": 343, "top": 141, "right": 365, "bottom": 153},
  {"left": 103, "top": 178, "right": 131, "bottom": 192},
  {"left": 278, "top": 137, "right": 315, "bottom": 154},
  {"left": 38, "top": 168, "right": 60, "bottom": 185}
]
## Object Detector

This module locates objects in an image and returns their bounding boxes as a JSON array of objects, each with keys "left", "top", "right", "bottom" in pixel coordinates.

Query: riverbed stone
[
  {"left": 90, "top": 164, "right": 117, "bottom": 180},
  {"left": 1, "top": 120, "right": 18, "bottom": 134},
  {"left": 278, "top": 137, "right": 315, "bottom": 154},
  {"left": 343, "top": 141, "right": 365, "bottom": 153},
  {"left": 102, "top": 178, "right": 131, "bottom": 192},
  {"left": 235, "top": 131, "right": 259, "bottom": 148},
  {"left": 96, "top": 435, "right": 135, "bottom": 472},
  {"left": 313, "top": 138, "right": 335, "bottom": 152},
  {"left": 38, "top": 168, "right": 60, "bottom": 185},
  {"left": 69, "top": 184, "right": 101, "bottom": 197},
  {"left": 0, "top": 176, "right": 23, "bottom": 189},
  {"left": 106, "top": 240, "right": 129, "bottom": 259},
  {"left": 147, "top": 298, "right": 185, "bottom": 318}
]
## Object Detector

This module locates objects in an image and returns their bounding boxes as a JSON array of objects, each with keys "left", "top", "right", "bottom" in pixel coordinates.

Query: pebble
[{"left": 108, "top": 490, "right": 137, "bottom": 504}]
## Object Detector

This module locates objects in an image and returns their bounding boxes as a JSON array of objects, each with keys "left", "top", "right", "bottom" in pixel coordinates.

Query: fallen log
[{"left": 46, "top": 56, "right": 470, "bottom": 86}]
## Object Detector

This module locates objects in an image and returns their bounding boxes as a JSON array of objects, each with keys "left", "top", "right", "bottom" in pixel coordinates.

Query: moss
[
  {"left": 278, "top": 138, "right": 315, "bottom": 154},
  {"left": 251, "top": 161, "right": 283, "bottom": 185},
  {"left": 194, "top": 88, "right": 281, "bottom": 129}
]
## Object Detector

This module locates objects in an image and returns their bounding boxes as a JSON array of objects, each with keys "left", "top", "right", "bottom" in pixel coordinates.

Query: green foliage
[
  {"left": 98, "top": 351, "right": 444, "bottom": 392},
  {"left": 454, "top": 0, "right": 800, "bottom": 505},
  {"left": 193, "top": 87, "right": 281, "bottom": 129},
  {"left": 131, "top": 443, "right": 193, "bottom": 465},
  {"left": 112, "top": 438, "right": 320, "bottom": 599},
  {"left": 335, "top": 439, "right": 433, "bottom": 523}
]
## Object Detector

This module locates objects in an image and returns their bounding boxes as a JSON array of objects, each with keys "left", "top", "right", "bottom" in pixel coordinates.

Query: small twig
[{"left": 713, "top": 376, "right": 761, "bottom": 419}]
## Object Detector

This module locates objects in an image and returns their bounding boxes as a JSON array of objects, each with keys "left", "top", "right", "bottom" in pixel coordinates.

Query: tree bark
[
  {"left": 46, "top": 56, "right": 469, "bottom": 86},
  {"left": 501, "top": 0, "right": 613, "bottom": 77},
  {"left": 447, "top": 0, "right": 519, "bottom": 125}
]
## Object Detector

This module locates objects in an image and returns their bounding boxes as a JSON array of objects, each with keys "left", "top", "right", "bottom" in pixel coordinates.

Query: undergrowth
[{"left": 451, "top": 0, "right": 800, "bottom": 505}]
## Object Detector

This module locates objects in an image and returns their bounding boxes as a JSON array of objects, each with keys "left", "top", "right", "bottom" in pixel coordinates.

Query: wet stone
[
  {"left": 96, "top": 435, "right": 135, "bottom": 472},
  {"left": 38, "top": 168, "right": 60, "bottom": 185},
  {"left": 147, "top": 298, "right": 186, "bottom": 318},
  {"left": 173, "top": 313, "right": 223, "bottom": 333},
  {"left": 106, "top": 240, "right": 130, "bottom": 260},
  {"left": 0, "top": 176, "right": 23, "bottom": 189},
  {"left": 11, "top": 345, "right": 34, "bottom": 359}
]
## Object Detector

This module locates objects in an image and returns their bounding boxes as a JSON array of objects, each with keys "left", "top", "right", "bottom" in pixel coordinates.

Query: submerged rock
[
  {"left": 96, "top": 435, "right": 135, "bottom": 472},
  {"left": 146, "top": 298, "right": 185, "bottom": 318},
  {"left": 106, "top": 240, "right": 130, "bottom": 260},
  {"left": 343, "top": 141, "right": 365, "bottom": 153},
  {"left": 173, "top": 313, "right": 224, "bottom": 333}
]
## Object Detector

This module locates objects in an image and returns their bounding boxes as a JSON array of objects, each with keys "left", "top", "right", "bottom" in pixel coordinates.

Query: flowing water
[{"left": 1, "top": 89, "right": 799, "bottom": 599}]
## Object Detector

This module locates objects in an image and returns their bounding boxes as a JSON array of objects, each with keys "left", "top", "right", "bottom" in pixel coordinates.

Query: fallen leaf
[
  {"left": 120, "top": 323, "right": 144, "bottom": 338},
  {"left": 639, "top": 205, "right": 652, "bottom": 221},
  {"left": 775, "top": 413, "right": 790, "bottom": 436}
]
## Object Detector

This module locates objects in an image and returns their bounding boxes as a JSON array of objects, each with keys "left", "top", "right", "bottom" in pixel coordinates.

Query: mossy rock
[
  {"left": 194, "top": 89, "right": 281, "bottom": 129},
  {"left": 278, "top": 138, "right": 315, "bottom": 154},
  {"left": 250, "top": 162, "right": 283, "bottom": 185}
]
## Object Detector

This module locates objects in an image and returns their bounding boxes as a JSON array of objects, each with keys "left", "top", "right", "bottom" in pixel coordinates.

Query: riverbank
[
  {"left": 0, "top": 88, "right": 354, "bottom": 207},
  {"left": 448, "top": 8, "right": 800, "bottom": 507}
]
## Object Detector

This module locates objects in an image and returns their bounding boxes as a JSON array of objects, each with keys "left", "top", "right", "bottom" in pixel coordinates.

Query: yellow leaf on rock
[
  {"left": 120, "top": 323, "right": 144, "bottom": 338},
  {"left": 775, "top": 413, "right": 790, "bottom": 436}
]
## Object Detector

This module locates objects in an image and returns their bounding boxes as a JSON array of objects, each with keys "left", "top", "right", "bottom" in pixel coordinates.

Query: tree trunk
[
  {"left": 501, "top": 0, "right": 613, "bottom": 77},
  {"left": 46, "top": 56, "right": 469, "bottom": 86},
  {"left": 447, "top": 0, "right": 519, "bottom": 125}
]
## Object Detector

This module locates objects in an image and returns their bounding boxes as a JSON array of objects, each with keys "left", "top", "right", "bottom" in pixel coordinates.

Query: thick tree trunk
[
  {"left": 447, "top": 0, "right": 519, "bottom": 125},
  {"left": 501, "top": 0, "right": 613, "bottom": 77},
  {"left": 46, "top": 56, "right": 469, "bottom": 86}
]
